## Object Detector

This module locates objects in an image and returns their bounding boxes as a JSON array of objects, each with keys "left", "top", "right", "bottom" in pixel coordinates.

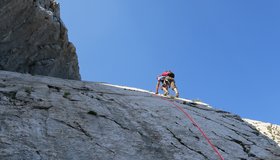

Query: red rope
[{"left": 157, "top": 96, "right": 224, "bottom": 160}]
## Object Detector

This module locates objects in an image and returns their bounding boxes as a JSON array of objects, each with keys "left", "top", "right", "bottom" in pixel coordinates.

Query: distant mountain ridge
[{"left": 244, "top": 119, "right": 280, "bottom": 146}]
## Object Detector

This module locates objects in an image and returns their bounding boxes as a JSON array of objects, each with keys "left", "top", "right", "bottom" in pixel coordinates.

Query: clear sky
[{"left": 57, "top": 0, "right": 280, "bottom": 125}]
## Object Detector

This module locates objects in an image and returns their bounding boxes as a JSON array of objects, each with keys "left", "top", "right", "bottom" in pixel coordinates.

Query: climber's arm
[{"left": 155, "top": 80, "right": 160, "bottom": 94}]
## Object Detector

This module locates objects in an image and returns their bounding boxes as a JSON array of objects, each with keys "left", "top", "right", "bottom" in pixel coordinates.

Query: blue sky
[{"left": 57, "top": 0, "right": 280, "bottom": 124}]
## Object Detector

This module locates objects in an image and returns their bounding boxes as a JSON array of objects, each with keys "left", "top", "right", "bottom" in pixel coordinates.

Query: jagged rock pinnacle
[{"left": 0, "top": 0, "right": 80, "bottom": 80}]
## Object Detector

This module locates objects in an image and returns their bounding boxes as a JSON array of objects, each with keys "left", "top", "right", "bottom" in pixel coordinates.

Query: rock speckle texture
[
  {"left": 0, "top": 0, "right": 80, "bottom": 80},
  {"left": 0, "top": 70, "right": 279, "bottom": 160}
]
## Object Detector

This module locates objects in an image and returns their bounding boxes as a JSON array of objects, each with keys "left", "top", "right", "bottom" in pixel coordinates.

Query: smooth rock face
[
  {"left": 0, "top": 0, "right": 80, "bottom": 80},
  {"left": 0, "top": 71, "right": 279, "bottom": 160},
  {"left": 244, "top": 119, "right": 280, "bottom": 147}
]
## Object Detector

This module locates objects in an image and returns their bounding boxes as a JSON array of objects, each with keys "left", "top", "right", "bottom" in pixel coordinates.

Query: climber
[{"left": 155, "top": 70, "right": 179, "bottom": 97}]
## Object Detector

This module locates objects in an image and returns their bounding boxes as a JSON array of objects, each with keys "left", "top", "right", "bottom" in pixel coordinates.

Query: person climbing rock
[{"left": 155, "top": 70, "right": 179, "bottom": 97}]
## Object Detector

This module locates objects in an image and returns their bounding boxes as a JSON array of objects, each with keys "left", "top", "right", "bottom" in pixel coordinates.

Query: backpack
[{"left": 168, "top": 71, "right": 175, "bottom": 78}]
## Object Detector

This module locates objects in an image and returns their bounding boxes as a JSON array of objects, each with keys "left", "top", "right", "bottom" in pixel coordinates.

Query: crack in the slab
[
  {"left": 225, "top": 135, "right": 268, "bottom": 159},
  {"left": 95, "top": 142, "right": 116, "bottom": 155},
  {"left": 166, "top": 128, "right": 209, "bottom": 160},
  {"left": 98, "top": 115, "right": 130, "bottom": 131},
  {"left": 32, "top": 105, "right": 53, "bottom": 110},
  {"left": 73, "top": 121, "right": 92, "bottom": 138},
  {"left": 265, "top": 148, "right": 280, "bottom": 157},
  {"left": 188, "top": 109, "right": 262, "bottom": 148},
  {"left": 52, "top": 119, "right": 92, "bottom": 139}
]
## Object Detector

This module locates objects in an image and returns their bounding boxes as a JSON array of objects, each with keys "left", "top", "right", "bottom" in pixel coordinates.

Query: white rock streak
[{"left": 244, "top": 119, "right": 280, "bottom": 146}]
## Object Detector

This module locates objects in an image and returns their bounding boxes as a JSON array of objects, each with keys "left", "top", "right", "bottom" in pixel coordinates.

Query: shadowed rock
[{"left": 0, "top": 0, "right": 80, "bottom": 80}]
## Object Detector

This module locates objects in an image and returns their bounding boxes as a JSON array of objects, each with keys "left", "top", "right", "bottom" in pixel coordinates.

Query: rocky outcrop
[
  {"left": 0, "top": 0, "right": 80, "bottom": 80},
  {"left": 244, "top": 119, "right": 280, "bottom": 146},
  {"left": 0, "top": 70, "right": 279, "bottom": 160}
]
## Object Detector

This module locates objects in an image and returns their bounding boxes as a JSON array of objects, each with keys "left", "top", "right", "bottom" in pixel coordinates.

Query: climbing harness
[{"left": 155, "top": 95, "right": 224, "bottom": 160}]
